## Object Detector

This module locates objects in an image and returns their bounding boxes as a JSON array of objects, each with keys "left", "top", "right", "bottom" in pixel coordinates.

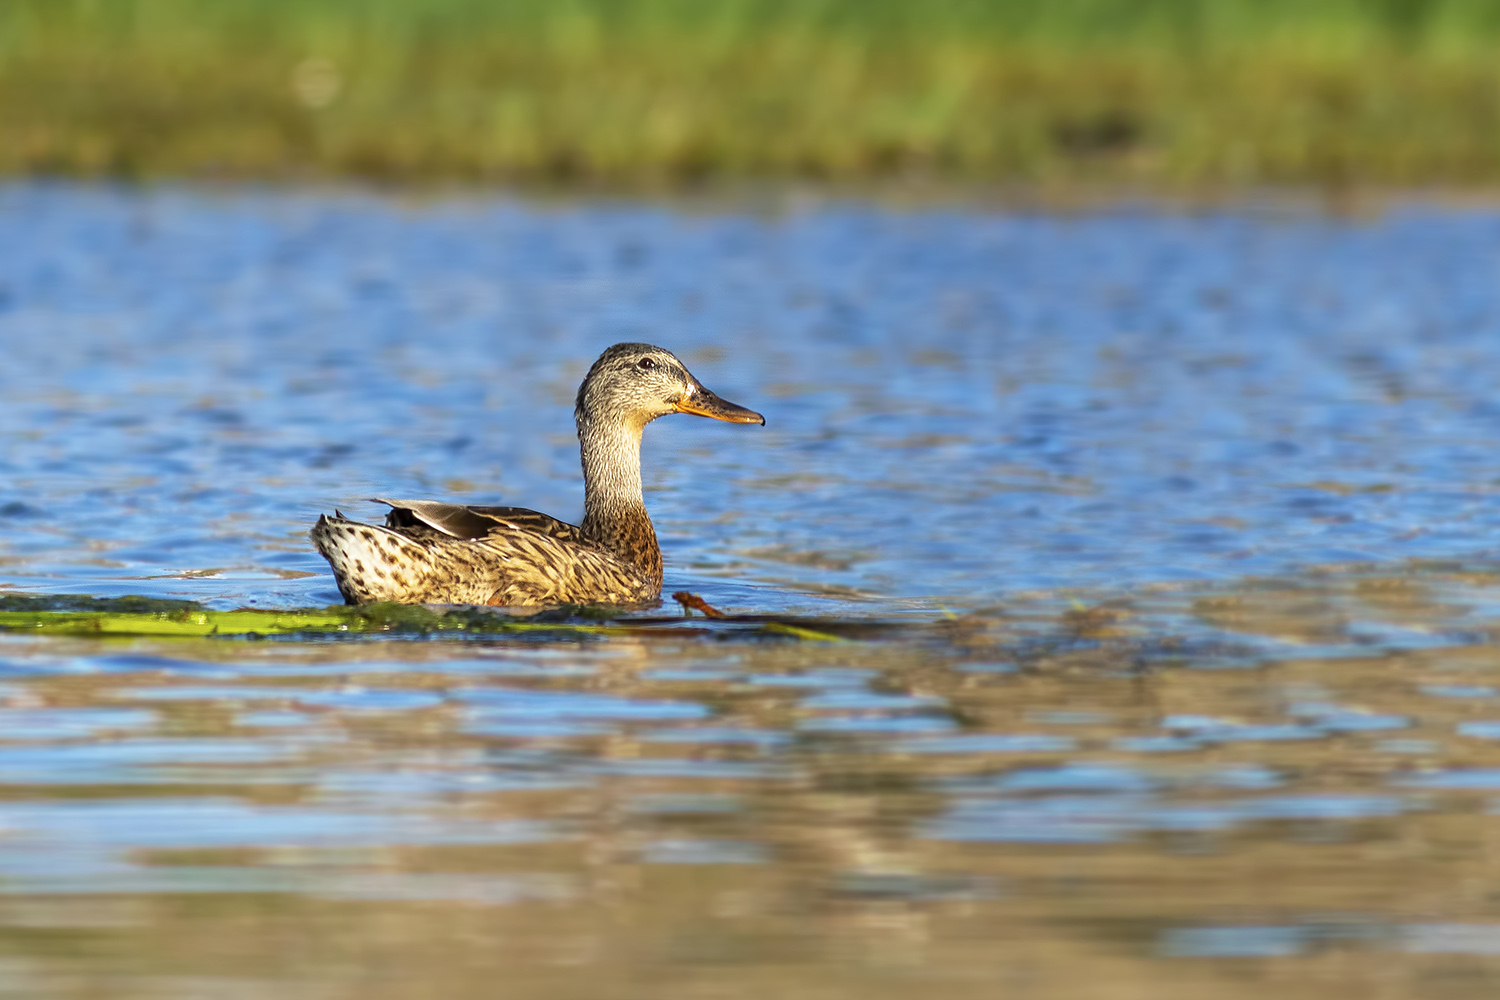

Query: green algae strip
[
  {"left": 0, "top": 606, "right": 615, "bottom": 637},
  {"left": 760, "top": 622, "right": 848, "bottom": 643},
  {"left": 0, "top": 594, "right": 619, "bottom": 637},
  {"left": 0, "top": 595, "right": 864, "bottom": 641},
  {"left": 0, "top": 608, "right": 357, "bottom": 637}
]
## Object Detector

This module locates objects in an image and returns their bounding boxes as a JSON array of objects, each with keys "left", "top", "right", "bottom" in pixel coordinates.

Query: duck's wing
[{"left": 374, "top": 498, "right": 587, "bottom": 544}]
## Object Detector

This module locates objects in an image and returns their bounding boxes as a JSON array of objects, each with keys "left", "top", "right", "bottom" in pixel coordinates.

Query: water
[{"left": 5, "top": 185, "right": 1500, "bottom": 996}]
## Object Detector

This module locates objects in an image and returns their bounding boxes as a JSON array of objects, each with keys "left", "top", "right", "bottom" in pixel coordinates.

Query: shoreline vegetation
[{"left": 5, "top": 0, "right": 1500, "bottom": 187}]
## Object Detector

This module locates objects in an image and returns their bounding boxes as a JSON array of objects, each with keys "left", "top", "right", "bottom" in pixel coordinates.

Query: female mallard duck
[{"left": 310, "top": 343, "right": 763, "bottom": 606}]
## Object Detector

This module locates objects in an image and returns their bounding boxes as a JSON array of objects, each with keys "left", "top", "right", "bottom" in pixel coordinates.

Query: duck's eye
[{"left": 637, "top": 357, "right": 658, "bottom": 371}]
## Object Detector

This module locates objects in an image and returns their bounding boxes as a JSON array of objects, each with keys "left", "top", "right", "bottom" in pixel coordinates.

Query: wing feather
[{"left": 374, "top": 498, "right": 586, "bottom": 544}]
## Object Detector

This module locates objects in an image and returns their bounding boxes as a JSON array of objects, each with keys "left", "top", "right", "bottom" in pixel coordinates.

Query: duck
[{"left": 310, "top": 343, "right": 764, "bottom": 606}]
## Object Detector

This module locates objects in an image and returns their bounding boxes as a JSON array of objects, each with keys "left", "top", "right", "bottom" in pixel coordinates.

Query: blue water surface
[
  {"left": 8, "top": 184, "right": 1500, "bottom": 998},
  {"left": 2, "top": 185, "right": 1499, "bottom": 610}
]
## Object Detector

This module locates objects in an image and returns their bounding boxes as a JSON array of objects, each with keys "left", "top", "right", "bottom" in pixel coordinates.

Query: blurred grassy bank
[{"left": 4, "top": 0, "right": 1500, "bottom": 187}]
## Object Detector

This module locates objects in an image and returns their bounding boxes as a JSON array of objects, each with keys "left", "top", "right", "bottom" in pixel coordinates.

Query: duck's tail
[{"left": 310, "top": 512, "right": 440, "bottom": 605}]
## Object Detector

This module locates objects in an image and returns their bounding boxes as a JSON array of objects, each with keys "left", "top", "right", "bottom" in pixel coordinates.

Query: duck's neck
[{"left": 578, "top": 418, "right": 663, "bottom": 585}]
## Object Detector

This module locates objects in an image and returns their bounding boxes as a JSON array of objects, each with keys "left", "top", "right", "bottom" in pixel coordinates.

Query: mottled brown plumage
[{"left": 310, "top": 343, "right": 764, "bottom": 606}]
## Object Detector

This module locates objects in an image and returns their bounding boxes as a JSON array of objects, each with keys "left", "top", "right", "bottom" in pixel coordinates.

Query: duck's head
[{"left": 575, "top": 343, "right": 765, "bottom": 433}]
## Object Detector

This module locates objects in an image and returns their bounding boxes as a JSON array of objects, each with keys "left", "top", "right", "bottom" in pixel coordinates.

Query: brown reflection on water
[{"left": 8, "top": 569, "right": 1500, "bottom": 996}]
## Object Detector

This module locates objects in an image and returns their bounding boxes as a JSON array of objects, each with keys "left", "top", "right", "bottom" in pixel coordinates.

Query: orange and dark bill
[{"left": 674, "top": 387, "right": 765, "bottom": 425}]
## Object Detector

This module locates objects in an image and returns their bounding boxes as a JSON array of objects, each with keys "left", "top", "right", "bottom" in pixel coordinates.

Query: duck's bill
[{"left": 675, "top": 388, "right": 765, "bottom": 425}]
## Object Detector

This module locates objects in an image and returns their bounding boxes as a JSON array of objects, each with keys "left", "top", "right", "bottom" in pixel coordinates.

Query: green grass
[{"left": 5, "top": 0, "right": 1500, "bottom": 185}]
